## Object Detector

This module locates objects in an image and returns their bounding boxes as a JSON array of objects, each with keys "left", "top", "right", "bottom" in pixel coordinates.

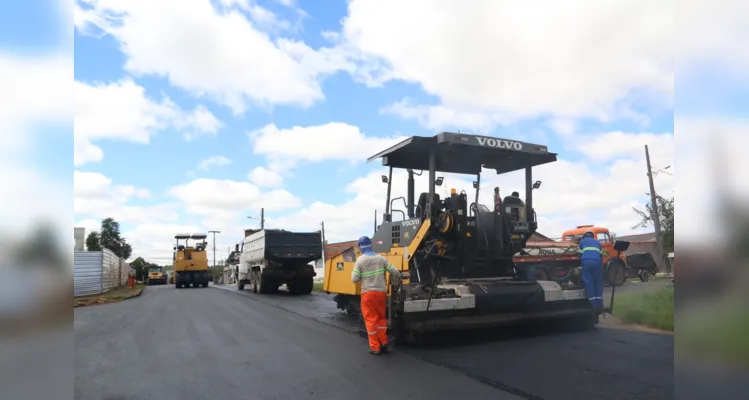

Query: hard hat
[
  {"left": 583, "top": 230, "right": 594, "bottom": 238},
  {"left": 358, "top": 236, "right": 372, "bottom": 248}
]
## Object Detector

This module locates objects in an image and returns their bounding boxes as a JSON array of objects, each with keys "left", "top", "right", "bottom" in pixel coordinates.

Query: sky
[{"left": 1, "top": 0, "right": 743, "bottom": 265}]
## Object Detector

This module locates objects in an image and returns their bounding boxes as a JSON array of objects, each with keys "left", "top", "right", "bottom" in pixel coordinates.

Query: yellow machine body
[
  {"left": 174, "top": 247, "right": 208, "bottom": 273},
  {"left": 173, "top": 233, "right": 210, "bottom": 288},
  {"left": 147, "top": 267, "right": 167, "bottom": 285},
  {"left": 323, "top": 220, "right": 430, "bottom": 305}
]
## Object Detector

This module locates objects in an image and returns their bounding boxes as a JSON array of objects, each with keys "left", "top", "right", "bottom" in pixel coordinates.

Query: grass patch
[
  {"left": 678, "top": 299, "right": 749, "bottom": 367},
  {"left": 312, "top": 282, "right": 324, "bottom": 292},
  {"left": 612, "top": 284, "right": 674, "bottom": 331},
  {"left": 74, "top": 284, "right": 144, "bottom": 308}
]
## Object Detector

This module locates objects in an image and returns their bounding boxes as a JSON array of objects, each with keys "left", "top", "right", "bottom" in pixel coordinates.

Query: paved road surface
[
  {"left": 214, "top": 281, "right": 675, "bottom": 400},
  {"left": 76, "top": 281, "right": 674, "bottom": 399},
  {"left": 74, "top": 285, "right": 519, "bottom": 400}
]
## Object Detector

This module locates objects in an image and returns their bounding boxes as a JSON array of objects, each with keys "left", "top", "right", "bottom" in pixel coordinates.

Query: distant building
[{"left": 74, "top": 227, "right": 85, "bottom": 251}]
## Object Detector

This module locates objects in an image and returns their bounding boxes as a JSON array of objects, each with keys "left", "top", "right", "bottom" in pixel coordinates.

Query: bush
[{"left": 613, "top": 285, "right": 674, "bottom": 331}]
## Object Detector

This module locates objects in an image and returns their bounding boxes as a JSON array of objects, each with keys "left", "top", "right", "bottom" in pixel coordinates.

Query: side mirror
[
  {"left": 533, "top": 181, "right": 542, "bottom": 189},
  {"left": 472, "top": 181, "right": 478, "bottom": 189},
  {"left": 381, "top": 175, "right": 389, "bottom": 183},
  {"left": 435, "top": 177, "right": 444, "bottom": 186}
]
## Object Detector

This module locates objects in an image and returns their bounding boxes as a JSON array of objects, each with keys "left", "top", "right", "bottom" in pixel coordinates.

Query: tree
[
  {"left": 130, "top": 256, "right": 159, "bottom": 281},
  {"left": 86, "top": 232, "right": 102, "bottom": 251},
  {"left": 99, "top": 217, "right": 133, "bottom": 260},
  {"left": 632, "top": 195, "right": 674, "bottom": 253},
  {"left": 120, "top": 239, "right": 133, "bottom": 260}
]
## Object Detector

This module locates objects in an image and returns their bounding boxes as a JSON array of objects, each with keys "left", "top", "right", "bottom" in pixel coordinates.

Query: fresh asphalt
[{"left": 75, "top": 281, "right": 674, "bottom": 400}]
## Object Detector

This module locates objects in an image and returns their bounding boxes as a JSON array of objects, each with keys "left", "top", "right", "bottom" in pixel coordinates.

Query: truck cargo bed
[{"left": 244, "top": 229, "right": 323, "bottom": 266}]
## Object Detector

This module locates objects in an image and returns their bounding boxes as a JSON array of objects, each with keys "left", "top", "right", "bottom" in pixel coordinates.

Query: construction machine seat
[
  {"left": 416, "top": 192, "right": 442, "bottom": 218},
  {"left": 503, "top": 195, "right": 527, "bottom": 222}
]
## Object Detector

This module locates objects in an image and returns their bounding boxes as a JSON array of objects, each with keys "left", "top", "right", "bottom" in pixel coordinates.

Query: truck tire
[
  {"left": 259, "top": 273, "right": 273, "bottom": 294},
  {"left": 251, "top": 270, "right": 259, "bottom": 293},
  {"left": 297, "top": 278, "right": 313, "bottom": 295},
  {"left": 606, "top": 258, "right": 626, "bottom": 287}
]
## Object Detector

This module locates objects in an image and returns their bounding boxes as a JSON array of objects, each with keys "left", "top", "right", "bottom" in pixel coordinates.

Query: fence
[{"left": 74, "top": 248, "right": 132, "bottom": 297}]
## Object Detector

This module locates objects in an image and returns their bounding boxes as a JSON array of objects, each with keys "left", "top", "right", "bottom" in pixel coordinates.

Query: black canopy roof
[{"left": 366, "top": 132, "right": 557, "bottom": 175}]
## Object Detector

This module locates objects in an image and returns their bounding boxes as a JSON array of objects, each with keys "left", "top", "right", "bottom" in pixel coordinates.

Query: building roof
[
  {"left": 324, "top": 240, "right": 358, "bottom": 260},
  {"left": 616, "top": 232, "right": 657, "bottom": 243},
  {"left": 530, "top": 232, "right": 552, "bottom": 242}
]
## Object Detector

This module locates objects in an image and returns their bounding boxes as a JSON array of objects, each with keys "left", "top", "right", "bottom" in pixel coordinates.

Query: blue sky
[{"left": 66, "top": 0, "right": 682, "bottom": 263}]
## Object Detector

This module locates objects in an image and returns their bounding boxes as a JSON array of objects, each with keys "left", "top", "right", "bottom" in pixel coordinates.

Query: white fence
[{"left": 74, "top": 248, "right": 132, "bottom": 297}]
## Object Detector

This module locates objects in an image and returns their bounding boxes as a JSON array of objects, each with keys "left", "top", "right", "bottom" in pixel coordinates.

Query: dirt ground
[{"left": 74, "top": 284, "right": 145, "bottom": 308}]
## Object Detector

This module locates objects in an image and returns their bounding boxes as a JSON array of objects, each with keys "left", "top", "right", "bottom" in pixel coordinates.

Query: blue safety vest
[{"left": 578, "top": 236, "right": 603, "bottom": 264}]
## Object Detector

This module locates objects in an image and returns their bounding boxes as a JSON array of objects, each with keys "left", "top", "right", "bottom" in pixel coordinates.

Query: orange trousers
[{"left": 361, "top": 291, "right": 388, "bottom": 351}]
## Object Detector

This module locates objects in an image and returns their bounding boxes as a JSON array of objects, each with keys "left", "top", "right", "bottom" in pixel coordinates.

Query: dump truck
[
  {"left": 173, "top": 233, "right": 210, "bottom": 288},
  {"left": 237, "top": 229, "right": 322, "bottom": 294},
  {"left": 324, "top": 132, "right": 607, "bottom": 344},
  {"left": 147, "top": 266, "right": 167, "bottom": 286}
]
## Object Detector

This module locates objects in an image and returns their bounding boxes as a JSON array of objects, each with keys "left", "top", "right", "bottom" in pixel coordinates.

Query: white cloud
[
  {"left": 196, "top": 156, "right": 232, "bottom": 171},
  {"left": 248, "top": 122, "right": 407, "bottom": 173},
  {"left": 121, "top": 222, "right": 203, "bottom": 263},
  {"left": 74, "top": 171, "right": 183, "bottom": 226},
  {"left": 247, "top": 166, "right": 284, "bottom": 188},
  {"left": 576, "top": 131, "right": 674, "bottom": 165},
  {"left": 74, "top": 0, "right": 350, "bottom": 114},
  {"left": 75, "top": 78, "right": 222, "bottom": 166},
  {"left": 167, "top": 178, "right": 301, "bottom": 216},
  {"left": 381, "top": 99, "right": 512, "bottom": 133},
  {"left": 336, "top": 0, "right": 674, "bottom": 127}
]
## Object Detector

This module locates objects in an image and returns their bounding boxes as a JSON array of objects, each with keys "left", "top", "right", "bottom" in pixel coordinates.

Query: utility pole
[
  {"left": 208, "top": 230, "right": 220, "bottom": 269},
  {"left": 644, "top": 145, "right": 666, "bottom": 273},
  {"left": 260, "top": 208, "right": 265, "bottom": 229}
]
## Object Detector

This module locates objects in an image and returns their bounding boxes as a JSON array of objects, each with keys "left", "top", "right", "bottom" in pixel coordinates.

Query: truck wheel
[
  {"left": 259, "top": 273, "right": 271, "bottom": 294},
  {"left": 606, "top": 259, "right": 626, "bottom": 287},
  {"left": 251, "top": 271, "right": 259, "bottom": 293},
  {"left": 298, "top": 278, "right": 313, "bottom": 295},
  {"left": 639, "top": 270, "right": 649, "bottom": 282}
]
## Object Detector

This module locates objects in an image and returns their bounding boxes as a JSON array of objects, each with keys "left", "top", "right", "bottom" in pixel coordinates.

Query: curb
[{"left": 73, "top": 286, "right": 145, "bottom": 308}]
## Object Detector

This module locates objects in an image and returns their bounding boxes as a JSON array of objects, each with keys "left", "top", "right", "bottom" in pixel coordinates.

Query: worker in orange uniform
[{"left": 352, "top": 236, "right": 401, "bottom": 355}]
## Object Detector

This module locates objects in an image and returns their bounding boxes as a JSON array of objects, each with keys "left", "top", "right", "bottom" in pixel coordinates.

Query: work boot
[
  {"left": 380, "top": 345, "right": 389, "bottom": 354},
  {"left": 369, "top": 349, "right": 382, "bottom": 355}
]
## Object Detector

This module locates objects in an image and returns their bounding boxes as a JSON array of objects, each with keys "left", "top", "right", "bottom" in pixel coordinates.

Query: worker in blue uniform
[{"left": 578, "top": 230, "right": 605, "bottom": 310}]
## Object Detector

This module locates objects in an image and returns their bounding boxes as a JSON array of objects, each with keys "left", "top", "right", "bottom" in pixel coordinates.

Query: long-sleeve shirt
[{"left": 351, "top": 253, "right": 401, "bottom": 293}]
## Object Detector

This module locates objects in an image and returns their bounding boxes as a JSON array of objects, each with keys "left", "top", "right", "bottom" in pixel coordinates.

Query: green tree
[
  {"left": 86, "top": 231, "right": 102, "bottom": 251},
  {"left": 632, "top": 195, "right": 674, "bottom": 253},
  {"left": 99, "top": 217, "right": 133, "bottom": 260}
]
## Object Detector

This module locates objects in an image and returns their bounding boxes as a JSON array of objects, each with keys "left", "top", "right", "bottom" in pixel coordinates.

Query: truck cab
[{"left": 560, "top": 225, "right": 627, "bottom": 266}]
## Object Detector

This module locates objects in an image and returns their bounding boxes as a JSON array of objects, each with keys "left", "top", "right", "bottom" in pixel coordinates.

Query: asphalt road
[
  {"left": 74, "top": 284, "right": 520, "bottom": 400},
  {"left": 214, "top": 281, "right": 675, "bottom": 400},
  {"left": 75, "top": 281, "right": 674, "bottom": 399}
]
